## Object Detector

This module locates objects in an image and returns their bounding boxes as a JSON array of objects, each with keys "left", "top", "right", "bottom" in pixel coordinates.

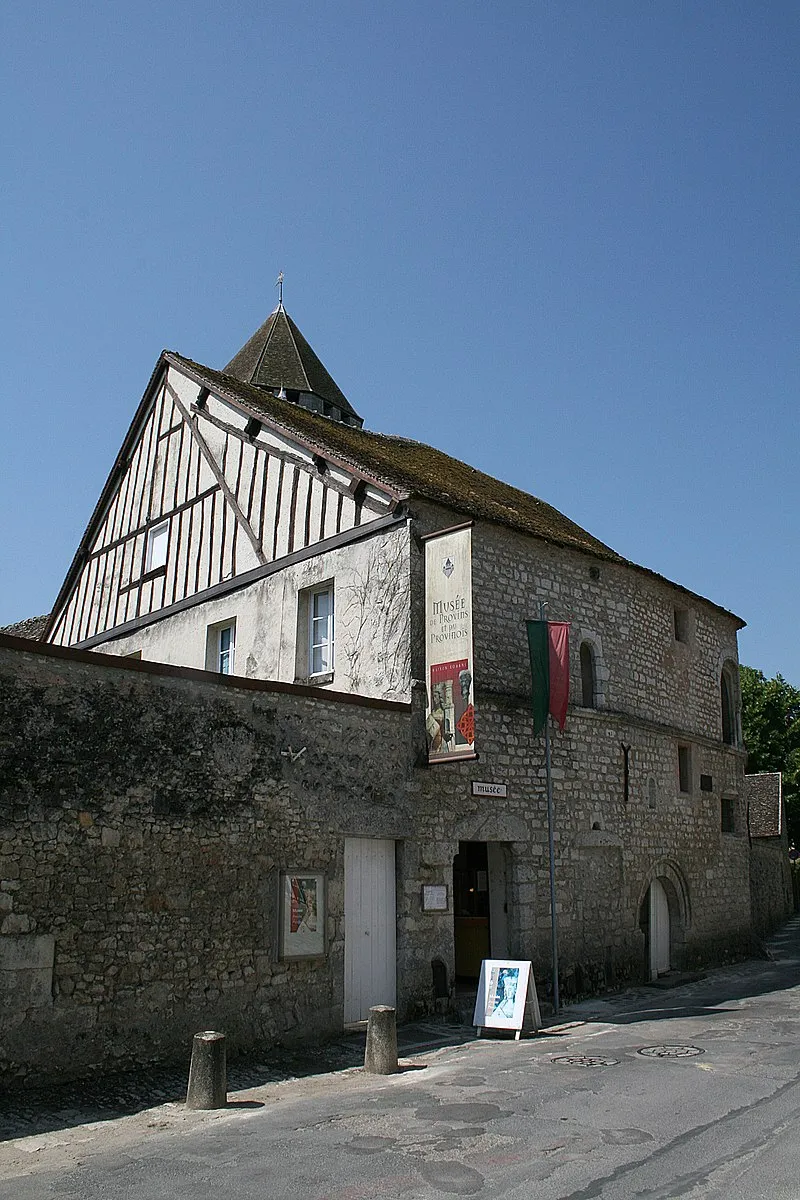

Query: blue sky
[{"left": 2, "top": 2, "right": 798, "bottom": 682}]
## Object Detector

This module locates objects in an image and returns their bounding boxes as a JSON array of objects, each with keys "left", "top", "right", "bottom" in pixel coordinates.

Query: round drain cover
[
  {"left": 552, "top": 1055, "right": 620, "bottom": 1068},
  {"left": 638, "top": 1045, "right": 704, "bottom": 1058}
]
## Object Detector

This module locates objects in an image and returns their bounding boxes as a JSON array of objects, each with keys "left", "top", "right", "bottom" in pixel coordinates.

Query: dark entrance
[{"left": 453, "top": 841, "right": 490, "bottom": 979}]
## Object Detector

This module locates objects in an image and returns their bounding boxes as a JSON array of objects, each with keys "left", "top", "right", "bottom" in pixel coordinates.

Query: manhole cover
[
  {"left": 637, "top": 1045, "right": 704, "bottom": 1058},
  {"left": 552, "top": 1055, "right": 620, "bottom": 1068}
]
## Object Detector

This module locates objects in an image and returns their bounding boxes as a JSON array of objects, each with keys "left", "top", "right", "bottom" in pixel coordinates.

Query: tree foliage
[{"left": 740, "top": 666, "right": 800, "bottom": 845}]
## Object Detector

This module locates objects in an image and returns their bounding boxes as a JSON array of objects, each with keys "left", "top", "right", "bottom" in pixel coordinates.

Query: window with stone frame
[
  {"left": 579, "top": 641, "right": 596, "bottom": 708},
  {"left": 295, "top": 582, "right": 335, "bottom": 684},
  {"left": 721, "top": 664, "right": 738, "bottom": 745},
  {"left": 205, "top": 618, "right": 236, "bottom": 675}
]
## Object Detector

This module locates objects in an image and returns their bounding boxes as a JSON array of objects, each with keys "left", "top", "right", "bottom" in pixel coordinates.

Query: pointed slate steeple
[{"left": 224, "top": 303, "right": 363, "bottom": 428}]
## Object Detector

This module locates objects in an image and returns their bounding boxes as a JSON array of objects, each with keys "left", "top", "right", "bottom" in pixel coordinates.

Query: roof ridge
[
  {"left": 282, "top": 311, "right": 312, "bottom": 393},
  {"left": 251, "top": 307, "right": 279, "bottom": 386}
]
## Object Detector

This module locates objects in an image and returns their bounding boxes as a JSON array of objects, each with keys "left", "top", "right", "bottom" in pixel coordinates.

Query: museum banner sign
[{"left": 423, "top": 523, "right": 476, "bottom": 763}]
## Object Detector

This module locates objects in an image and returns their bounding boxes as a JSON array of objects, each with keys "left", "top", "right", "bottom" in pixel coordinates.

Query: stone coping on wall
[{"left": 0, "top": 633, "right": 412, "bottom": 714}]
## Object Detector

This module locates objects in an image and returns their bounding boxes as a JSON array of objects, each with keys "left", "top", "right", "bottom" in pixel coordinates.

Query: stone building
[
  {"left": 745, "top": 772, "right": 794, "bottom": 936},
  {"left": 0, "top": 300, "right": 759, "bottom": 1079}
]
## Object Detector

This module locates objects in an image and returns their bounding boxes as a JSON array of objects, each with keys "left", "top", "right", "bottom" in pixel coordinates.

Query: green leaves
[{"left": 741, "top": 666, "right": 800, "bottom": 845}]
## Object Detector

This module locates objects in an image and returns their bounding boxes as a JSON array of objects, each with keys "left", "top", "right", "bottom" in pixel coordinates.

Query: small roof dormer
[{"left": 223, "top": 302, "right": 363, "bottom": 428}]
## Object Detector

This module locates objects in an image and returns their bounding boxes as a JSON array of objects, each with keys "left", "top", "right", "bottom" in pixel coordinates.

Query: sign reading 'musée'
[{"left": 423, "top": 524, "right": 475, "bottom": 763}]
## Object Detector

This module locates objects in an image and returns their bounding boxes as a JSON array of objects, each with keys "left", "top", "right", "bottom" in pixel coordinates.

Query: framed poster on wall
[
  {"left": 472, "top": 959, "right": 532, "bottom": 1034},
  {"left": 280, "top": 872, "right": 326, "bottom": 958}
]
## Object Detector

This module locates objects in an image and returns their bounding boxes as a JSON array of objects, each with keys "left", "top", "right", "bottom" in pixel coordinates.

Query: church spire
[{"left": 223, "top": 297, "right": 363, "bottom": 428}]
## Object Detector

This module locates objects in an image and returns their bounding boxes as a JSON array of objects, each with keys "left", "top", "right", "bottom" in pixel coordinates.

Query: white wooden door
[
  {"left": 344, "top": 838, "right": 396, "bottom": 1023},
  {"left": 649, "top": 878, "right": 670, "bottom": 979}
]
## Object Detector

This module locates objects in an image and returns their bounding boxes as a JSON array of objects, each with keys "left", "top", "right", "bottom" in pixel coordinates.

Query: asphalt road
[{"left": 3, "top": 917, "right": 800, "bottom": 1199}]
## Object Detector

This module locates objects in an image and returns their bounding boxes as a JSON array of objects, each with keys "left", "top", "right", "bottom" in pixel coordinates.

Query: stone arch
[{"left": 636, "top": 859, "right": 692, "bottom": 976}]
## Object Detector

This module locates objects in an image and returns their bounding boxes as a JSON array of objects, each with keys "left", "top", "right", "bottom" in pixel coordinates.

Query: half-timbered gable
[{"left": 44, "top": 310, "right": 416, "bottom": 699}]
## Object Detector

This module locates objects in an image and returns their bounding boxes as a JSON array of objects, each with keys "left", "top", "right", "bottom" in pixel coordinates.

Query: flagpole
[{"left": 540, "top": 600, "right": 560, "bottom": 1014}]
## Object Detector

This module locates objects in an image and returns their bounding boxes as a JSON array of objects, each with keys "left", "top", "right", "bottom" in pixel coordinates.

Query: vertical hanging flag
[{"left": 526, "top": 620, "right": 570, "bottom": 735}]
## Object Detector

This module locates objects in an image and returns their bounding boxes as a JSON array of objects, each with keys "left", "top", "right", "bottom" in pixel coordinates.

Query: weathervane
[{"left": 275, "top": 270, "right": 284, "bottom": 306}]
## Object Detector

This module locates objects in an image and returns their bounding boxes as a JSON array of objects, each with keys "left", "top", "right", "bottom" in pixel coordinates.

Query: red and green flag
[{"left": 526, "top": 620, "right": 570, "bottom": 736}]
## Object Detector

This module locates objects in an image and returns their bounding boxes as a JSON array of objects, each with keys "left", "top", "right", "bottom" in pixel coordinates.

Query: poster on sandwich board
[{"left": 473, "top": 959, "right": 533, "bottom": 1034}]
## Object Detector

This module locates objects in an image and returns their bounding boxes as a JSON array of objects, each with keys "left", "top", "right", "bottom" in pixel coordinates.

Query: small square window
[
  {"left": 146, "top": 521, "right": 169, "bottom": 571},
  {"left": 721, "top": 798, "right": 736, "bottom": 834},
  {"left": 309, "top": 587, "right": 334, "bottom": 677},
  {"left": 678, "top": 745, "right": 692, "bottom": 793},
  {"left": 206, "top": 620, "right": 236, "bottom": 675}
]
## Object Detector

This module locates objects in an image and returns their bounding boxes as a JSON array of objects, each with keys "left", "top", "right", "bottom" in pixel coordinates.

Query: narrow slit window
[
  {"left": 678, "top": 745, "right": 692, "bottom": 794},
  {"left": 580, "top": 642, "right": 596, "bottom": 708}
]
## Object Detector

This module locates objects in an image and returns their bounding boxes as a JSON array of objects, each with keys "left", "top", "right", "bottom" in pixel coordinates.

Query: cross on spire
[{"left": 275, "top": 270, "right": 284, "bottom": 307}]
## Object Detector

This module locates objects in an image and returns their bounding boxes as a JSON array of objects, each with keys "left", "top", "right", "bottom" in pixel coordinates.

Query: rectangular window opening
[
  {"left": 678, "top": 745, "right": 692, "bottom": 794},
  {"left": 674, "top": 607, "right": 690, "bottom": 643},
  {"left": 206, "top": 619, "right": 236, "bottom": 675},
  {"left": 721, "top": 797, "right": 736, "bottom": 834},
  {"left": 146, "top": 521, "right": 169, "bottom": 572},
  {"left": 309, "top": 586, "right": 334, "bottom": 677}
]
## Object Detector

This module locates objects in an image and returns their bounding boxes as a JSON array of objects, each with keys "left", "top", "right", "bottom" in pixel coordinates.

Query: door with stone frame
[
  {"left": 343, "top": 838, "right": 396, "bottom": 1023},
  {"left": 649, "top": 877, "right": 671, "bottom": 978}
]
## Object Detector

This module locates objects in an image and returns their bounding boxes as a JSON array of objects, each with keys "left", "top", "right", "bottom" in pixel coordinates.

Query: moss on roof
[
  {"left": 170, "top": 353, "right": 623, "bottom": 562},
  {"left": 0, "top": 614, "right": 50, "bottom": 639}
]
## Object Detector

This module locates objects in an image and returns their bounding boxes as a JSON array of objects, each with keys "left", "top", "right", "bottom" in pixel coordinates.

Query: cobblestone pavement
[
  {"left": 4, "top": 917, "right": 797, "bottom": 1148},
  {"left": 0, "top": 1019, "right": 479, "bottom": 1143}
]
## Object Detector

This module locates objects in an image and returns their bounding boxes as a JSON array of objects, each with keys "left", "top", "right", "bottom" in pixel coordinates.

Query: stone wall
[
  {"left": 750, "top": 836, "right": 794, "bottom": 939},
  {"left": 0, "top": 494, "right": 762, "bottom": 1083},
  {"left": 0, "top": 637, "right": 415, "bottom": 1083},
  {"left": 405, "top": 505, "right": 753, "bottom": 994}
]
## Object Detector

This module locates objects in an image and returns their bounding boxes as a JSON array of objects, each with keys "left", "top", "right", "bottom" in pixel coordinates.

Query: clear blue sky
[{"left": 2, "top": 2, "right": 798, "bottom": 682}]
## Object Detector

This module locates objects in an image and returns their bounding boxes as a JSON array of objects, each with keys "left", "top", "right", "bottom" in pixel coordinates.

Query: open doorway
[{"left": 453, "top": 841, "right": 510, "bottom": 980}]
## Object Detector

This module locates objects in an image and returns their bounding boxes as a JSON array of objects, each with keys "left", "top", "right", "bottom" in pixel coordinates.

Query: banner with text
[{"left": 424, "top": 526, "right": 475, "bottom": 763}]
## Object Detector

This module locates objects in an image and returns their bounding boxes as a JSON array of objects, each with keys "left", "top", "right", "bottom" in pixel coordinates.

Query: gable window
[
  {"left": 309, "top": 587, "right": 334, "bottom": 677},
  {"left": 678, "top": 744, "right": 692, "bottom": 794},
  {"left": 206, "top": 619, "right": 236, "bottom": 675},
  {"left": 579, "top": 641, "right": 596, "bottom": 708},
  {"left": 146, "top": 521, "right": 169, "bottom": 572}
]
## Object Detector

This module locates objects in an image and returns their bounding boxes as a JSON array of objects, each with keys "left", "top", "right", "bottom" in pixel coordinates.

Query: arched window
[
  {"left": 721, "top": 667, "right": 736, "bottom": 745},
  {"left": 580, "top": 641, "right": 596, "bottom": 708}
]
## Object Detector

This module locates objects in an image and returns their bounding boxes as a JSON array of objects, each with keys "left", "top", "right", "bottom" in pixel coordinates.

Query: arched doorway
[
  {"left": 638, "top": 865, "right": 690, "bottom": 981},
  {"left": 649, "top": 877, "right": 670, "bottom": 978}
]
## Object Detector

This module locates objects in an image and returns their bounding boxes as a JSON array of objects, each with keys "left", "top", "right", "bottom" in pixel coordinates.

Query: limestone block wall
[
  {"left": 0, "top": 638, "right": 416, "bottom": 1083},
  {"left": 406, "top": 503, "right": 752, "bottom": 992},
  {"left": 750, "top": 836, "right": 794, "bottom": 938}
]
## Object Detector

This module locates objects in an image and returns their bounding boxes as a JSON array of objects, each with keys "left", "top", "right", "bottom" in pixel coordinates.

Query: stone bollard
[
  {"left": 364, "top": 1005, "right": 398, "bottom": 1074},
  {"left": 186, "top": 1030, "right": 227, "bottom": 1109}
]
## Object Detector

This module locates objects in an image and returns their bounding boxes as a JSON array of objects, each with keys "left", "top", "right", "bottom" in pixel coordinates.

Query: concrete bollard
[
  {"left": 186, "top": 1030, "right": 227, "bottom": 1109},
  {"left": 364, "top": 1005, "right": 398, "bottom": 1074}
]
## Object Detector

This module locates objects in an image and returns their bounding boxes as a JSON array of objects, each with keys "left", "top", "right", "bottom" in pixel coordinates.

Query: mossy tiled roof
[
  {"left": 0, "top": 614, "right": 50, "bottom": 639},
  {"left": 170, "top": 352, "right": 624, "bottom": 562}
]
